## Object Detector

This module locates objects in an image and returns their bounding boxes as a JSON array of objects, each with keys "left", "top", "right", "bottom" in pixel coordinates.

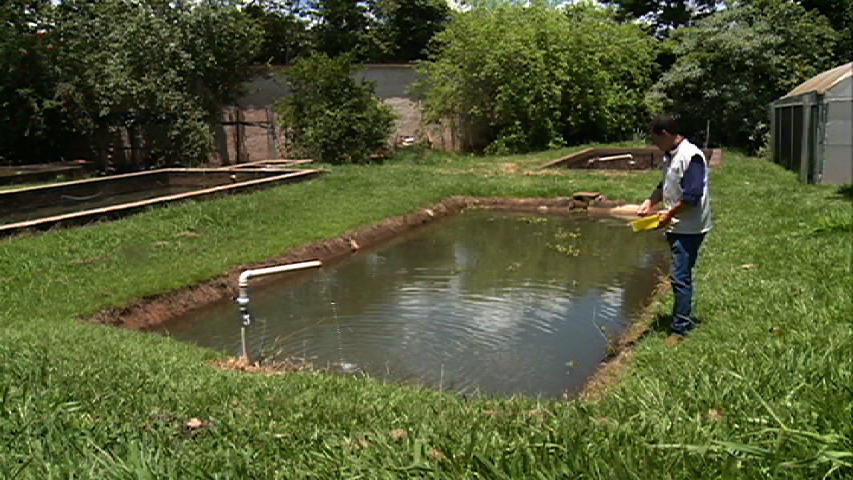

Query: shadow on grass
[
  {"left": 835, "top": 184, "right": 853, "bottom": 201},
  {"left": 810, "top": 221, "right": 853, "bottom": 235},
  {"left": 651, "top": 313, "right": 671, "bottom": 334},
  {"left": 651, "top": 312, "right": 708, "bottom": 335}
]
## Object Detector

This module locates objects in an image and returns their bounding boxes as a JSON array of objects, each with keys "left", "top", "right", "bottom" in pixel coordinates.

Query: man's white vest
[{"left": 662, "top": 138, "right": 713, "bottom": 234}]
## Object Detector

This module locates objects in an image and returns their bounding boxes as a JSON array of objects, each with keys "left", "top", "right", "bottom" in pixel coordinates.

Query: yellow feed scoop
[{"left": 630, "top": 214, "right": 661, "bottom": 232}]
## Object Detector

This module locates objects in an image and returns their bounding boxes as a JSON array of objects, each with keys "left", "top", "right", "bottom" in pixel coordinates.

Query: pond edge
[{"left": 82, "top": 194, "right": 663, "bottom": 400}]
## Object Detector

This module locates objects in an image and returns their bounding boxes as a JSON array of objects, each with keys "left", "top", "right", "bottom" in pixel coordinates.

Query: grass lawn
[{"left": 0, "top": 146, "right": 851, "bottom": 479}]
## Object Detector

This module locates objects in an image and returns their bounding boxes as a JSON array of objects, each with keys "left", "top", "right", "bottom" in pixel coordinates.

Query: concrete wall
[
  {"left": 216, "top": 64, "right": 427, "bottom": 163},
  {"left": 771, "top": 75, "right": 852, "bottom": 185}
]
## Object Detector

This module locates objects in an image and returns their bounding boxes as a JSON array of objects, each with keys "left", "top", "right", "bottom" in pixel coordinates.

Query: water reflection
[
  {"left": 1, "top": 183, "right": 189, "bottom": 225},
  {"left": 162, "top": 211, "right": 668, "bottom": 398}
]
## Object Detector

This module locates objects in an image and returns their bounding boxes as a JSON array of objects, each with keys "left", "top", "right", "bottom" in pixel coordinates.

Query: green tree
[
  {"left": 0, "top": 0, "right": 262, "bottom": 166},
  {"left": 416, "top": 3, "right": 656, "bottom": 153},
  {"left": 796, "top": 0, "right": 852, "bottom": 63},
  {"left": 59, "top": 0, "right": 262, "bottom": 166},
  {"left": 309, "top": 0, "right": 378, "bottom": 60},
  {"left": 368, "top": 0, "right": 451, "bottom": 63},
  {"left": 0, "top": 0, "right": 72, "bottom": 163},
  {"left": 603, "top": 0, "right": 723, "bottom": 34},
  {"left": 245, "top": 0, "right": 312, "bottom": 64},
  {"left": 458, "top": 0, "right": 570, "bottom": 7},
  {"left": 275, "top": 53, "right": 396, "bottom": 164},
  {"left": 651, "top": 0, "right": 839, "bottom": 150},
  {"left": 735, "top": 0, "right": 852, "bottom": 63}
]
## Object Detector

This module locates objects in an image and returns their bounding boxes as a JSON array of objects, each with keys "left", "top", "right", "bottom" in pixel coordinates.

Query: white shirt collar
[{"left": 668, "top": 138, "right": 685, "bottom": 156}]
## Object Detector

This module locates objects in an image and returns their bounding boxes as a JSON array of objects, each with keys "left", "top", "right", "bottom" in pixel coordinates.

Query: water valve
[{"left": 236, "top": 295, "right": 253, "bottom": 327}]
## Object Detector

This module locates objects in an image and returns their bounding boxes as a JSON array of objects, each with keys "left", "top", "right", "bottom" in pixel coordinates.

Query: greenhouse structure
[{"left": 770, "top": 62, "right": 852, "bottom": 185}]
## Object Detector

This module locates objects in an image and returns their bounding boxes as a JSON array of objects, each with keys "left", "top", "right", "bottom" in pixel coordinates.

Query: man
[{"left": 637, "top": 113, "right": 713, "bottom": 337}]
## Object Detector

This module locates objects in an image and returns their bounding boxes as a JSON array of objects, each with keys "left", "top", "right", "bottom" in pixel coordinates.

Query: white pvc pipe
[
  {"left": 236, "top": 260, "right": 322, "bottom": 362},
  {"left": 597, "top": 153, "right": 633, "bottom": 162},
  {"left": 238, "top": 260, "right": 322, "bottom": 289}
]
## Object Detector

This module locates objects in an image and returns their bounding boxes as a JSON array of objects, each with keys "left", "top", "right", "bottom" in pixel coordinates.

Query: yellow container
[{"left": 630, "top": 214, "right": 661, "bottom": 232}]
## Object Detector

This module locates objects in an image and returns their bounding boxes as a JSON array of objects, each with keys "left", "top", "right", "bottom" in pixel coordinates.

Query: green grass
[{"left": 0, "top": 148, "right": 850, "bottom": 479}]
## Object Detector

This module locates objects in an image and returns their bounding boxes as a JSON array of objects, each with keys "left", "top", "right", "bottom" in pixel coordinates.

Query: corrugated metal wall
[
  {"left": 822, "top": 77, "right": 852, "bottom": 185},
  {"left": 772, "top": 102, "right": 807, "bottom": 180},
  {"left": 771, "top": 75, "right": 852, "bottom": 185}
]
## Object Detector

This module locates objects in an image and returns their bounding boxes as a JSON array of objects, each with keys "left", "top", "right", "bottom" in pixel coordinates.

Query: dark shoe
[{"left": 669, "top": 322, "right": 695, "bottom": 338}]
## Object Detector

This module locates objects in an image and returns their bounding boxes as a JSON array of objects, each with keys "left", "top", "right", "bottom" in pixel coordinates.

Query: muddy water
[{"left": 162, "top": 211, "right": 669, "bottom": 398}]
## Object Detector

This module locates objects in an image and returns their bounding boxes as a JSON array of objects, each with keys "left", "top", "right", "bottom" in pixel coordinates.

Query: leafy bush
[
  {"left": 415, "top": 3, "right": 656, "bottom": 154},
  {"left": 275, "top": 54, "right": 396, "bottom": 164}
]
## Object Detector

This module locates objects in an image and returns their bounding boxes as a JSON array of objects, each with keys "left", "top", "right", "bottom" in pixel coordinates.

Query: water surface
[{"left": 163, "top": 211, "right": 668, "bottom": 398}]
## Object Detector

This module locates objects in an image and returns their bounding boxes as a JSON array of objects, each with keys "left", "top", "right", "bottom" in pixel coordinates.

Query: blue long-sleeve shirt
[{"left": 681, "top": 154, "right": 706, "bottom": 206}]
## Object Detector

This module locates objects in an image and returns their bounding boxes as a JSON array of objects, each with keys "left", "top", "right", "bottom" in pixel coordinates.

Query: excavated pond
[
  {"left": 0, "top": 167, "right": 321, "bottom": 236},
  {"left": 161, "top": 210, "right": 669, "bottom": 398}
]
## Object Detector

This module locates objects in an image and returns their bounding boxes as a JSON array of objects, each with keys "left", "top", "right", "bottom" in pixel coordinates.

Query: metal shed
[{"left": 770, "top": 62, "right": 852, "bottom": 185}]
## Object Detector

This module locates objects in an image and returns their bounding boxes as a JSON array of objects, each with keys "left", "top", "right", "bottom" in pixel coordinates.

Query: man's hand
[
  {"left": 637, "top": 200, "right": 654, "bottom": 217},
  {"left": 658, "top": 209, "right": 673, "bottom": 228},
  {"left": 659, "top": 201, "right": 688, "bottom": 228}
]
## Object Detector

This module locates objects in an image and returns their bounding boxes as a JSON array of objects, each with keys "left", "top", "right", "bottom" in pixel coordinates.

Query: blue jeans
[{"left": 666, "top": 232, "right": 706, "bottom": 335}]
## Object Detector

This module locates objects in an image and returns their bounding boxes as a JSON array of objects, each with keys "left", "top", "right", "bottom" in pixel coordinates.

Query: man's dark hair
[{"left": 649, "top": 113, "right": 685, "bottom": 136}]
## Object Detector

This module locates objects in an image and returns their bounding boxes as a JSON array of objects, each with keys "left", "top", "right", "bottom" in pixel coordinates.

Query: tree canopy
[
  {"left": 1, "top": 0, "right": 262, "bottom": 166},
  {"left": 649, "top": 0, "right": 840, "bottom": 150},
  {"left": 796, "top": 0, "right": 852, "bottom": 62},
  {"left": 245, "top": 0, "right": 312, "bottom": 65},
  {"left": 245, "top": 0, "right": 452, "bottom": 64},
  {"left": 3, "top": 0, "right": 851, "bottom": 165},
  {"left": 417, "top": 3, "right": 656, "bottom": 153},
  {"left": 603, "top": 0, "right": 724, "bottom": 34}
]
